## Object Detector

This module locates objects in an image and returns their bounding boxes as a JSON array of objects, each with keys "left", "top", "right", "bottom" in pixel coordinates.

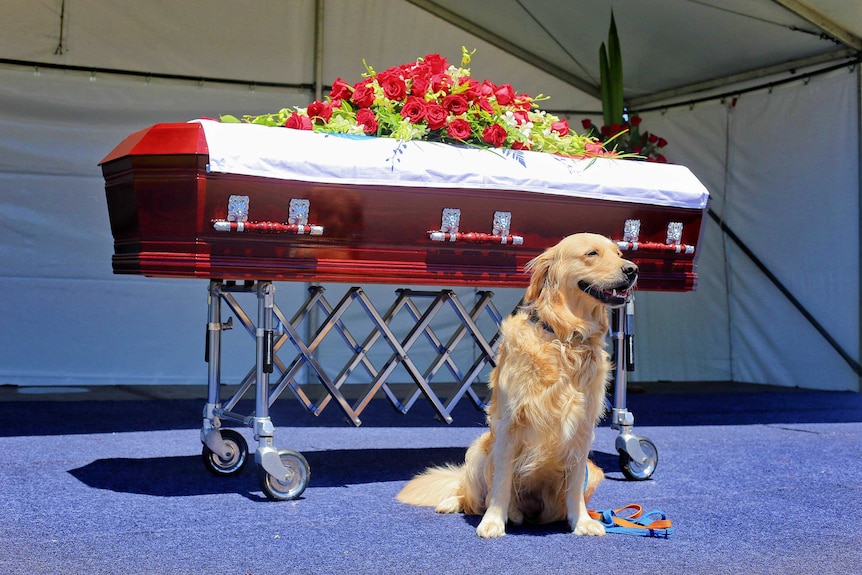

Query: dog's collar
[{"left": 527, "top": 308, "right": 557, "bottom": 337}]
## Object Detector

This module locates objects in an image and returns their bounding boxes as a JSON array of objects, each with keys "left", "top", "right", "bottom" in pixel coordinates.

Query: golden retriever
[{"left": 396, "top": 233, "right": 638, "bottom": 538}]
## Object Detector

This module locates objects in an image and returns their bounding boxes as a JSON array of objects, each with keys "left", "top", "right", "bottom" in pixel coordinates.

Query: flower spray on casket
[{"left": 221, "top": 47, "right": 613, "bottom": 159}]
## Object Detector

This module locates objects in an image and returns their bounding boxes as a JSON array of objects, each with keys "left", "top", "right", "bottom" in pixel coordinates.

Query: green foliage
[{"left": 599, "top": 12, "right": 624, "bottom": 127}]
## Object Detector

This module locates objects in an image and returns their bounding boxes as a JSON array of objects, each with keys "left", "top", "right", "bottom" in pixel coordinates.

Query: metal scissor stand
[{"left": 200, "top": 280, "right": 504, "bottom": 499}]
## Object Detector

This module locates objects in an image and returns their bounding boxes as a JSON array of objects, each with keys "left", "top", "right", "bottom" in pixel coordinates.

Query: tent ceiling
[
  {"left": 407, "top": 0, "right": 861, "bottom": 106},
  {"left": 0, "top": 1, "right": 859, "bottom": 112}
]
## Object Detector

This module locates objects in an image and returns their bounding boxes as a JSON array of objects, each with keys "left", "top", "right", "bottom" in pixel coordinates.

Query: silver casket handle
[
  {"left": 428, "top": 209, "right": 523, "bottom": 245},
  {"left": 213, "top": 196, "right": 324, "bottom": 235}
]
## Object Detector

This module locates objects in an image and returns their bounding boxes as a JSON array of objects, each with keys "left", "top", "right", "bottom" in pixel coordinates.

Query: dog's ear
[{"left": 524, "top": 245, "right": 557, "bottom": 303}]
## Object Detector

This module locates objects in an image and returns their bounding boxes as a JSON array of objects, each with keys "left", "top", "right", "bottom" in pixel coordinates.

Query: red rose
[
  {"left": 493, "top": 83, "right": 515, "bottom": 106},
  {"left": 442, "top": 93, "right": 469, "bottom": 115},
  {"left": 330, "top": 78, "right": 352, "bottom": 101},
  {"left": 630, "top": 115, "right": 643, "bottom": 127},
  {"left": 307, "top": 100, "right": 332, "bottom": 123},
  {"left": 410, "top": 75, "right": 431, "bottom": 97},
  {"left": 477, "top": 97, "right": 494, "bottom": 113},
  {"left": 351, "top": 81, "right": 375, "bottom": 108},
  {"left": 422, "top": 53, "right": 448, "bottom": 75},
  {"left": 458, "top": 78, "right": 480, "bottom": 102},
  {"left": 400, "top": 96, "right": 427, "bottom": 123},
  {"left": 431, "top": 73, "right": 452, "bottom": 94},
  {"left": 425, "top": 103, "right": 448, "bottom": 130},
  {"left": 356, "top": 108, "right": 378, "bottom": 134},
  {"left": 511, "top": 140, "right": 532, "bottom": 151},
  {"left": 481, "top": 123, "right": 508, "bottom": 147},
  {"left": 550, "top": 119, "right": 570, "bottom": 136},
  {"left": 378, "top": 72, "right": 407, "bottom": 101},
  {"left": 585, "top": 141, "right": 611, "bottom": 156},
  {"left": 285, "top": 114, "right": 313, "bottom": 130},
  {"left": 513, "top": 110, "right": 529, "bottom": 125},
  {"left": 581, "top": 118, "right": 593, "bottom": 129},
  {"left": 479, "top": 80, "right": 496, "bottom": 98},
  {"left": 657, "top": 137, "right": 668, "bottom": 148},
  {"left": 656, "top": 154, "right": 668, "bottom": 163},
  {"left": 648, "top": 133, "right": 659, "bottom": 144},
  {"left": 446, "top": 118, "right": 472, "bottom": 140}
]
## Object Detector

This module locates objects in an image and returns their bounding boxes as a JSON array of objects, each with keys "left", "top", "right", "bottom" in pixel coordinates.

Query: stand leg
[
  {"left": 610, "top": 296, "right": 658, "bottom": 480},
  {"left": 253, "top": 281, "right": 311, "bottom": 501}
]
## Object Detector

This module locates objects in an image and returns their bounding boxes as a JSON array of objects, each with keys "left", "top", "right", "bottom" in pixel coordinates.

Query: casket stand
[{"left": 101, "top": 120, "right": 709, "bottom": 499}]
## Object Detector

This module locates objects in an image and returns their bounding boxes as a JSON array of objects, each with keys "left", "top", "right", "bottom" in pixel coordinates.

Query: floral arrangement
[
  {"left": 580, "top": 12, "right": 668, "bottom": 163},
  {"left": 222, "top": 47, "right": 610, "bottom": 159},
  {"left": 581, "top": 115, "right": 668, "bottom": 163}
]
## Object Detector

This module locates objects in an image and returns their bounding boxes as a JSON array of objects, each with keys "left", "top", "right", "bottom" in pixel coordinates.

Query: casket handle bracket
[
  {"left": 213, "top": 196, "right": 324, "bottom": 236},
  {"left": 615, "top": 219, "right": 695, "bottom": 254},
  {"left": 429, "top": 208, "right": 523, "bottom": 245}
]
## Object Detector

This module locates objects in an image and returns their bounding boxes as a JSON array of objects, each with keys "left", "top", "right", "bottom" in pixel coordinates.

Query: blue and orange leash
[{"left": 585, "top": 464, "right": 674, "bottom": 538}]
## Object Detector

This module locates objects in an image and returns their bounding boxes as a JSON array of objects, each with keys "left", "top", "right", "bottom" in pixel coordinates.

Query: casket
[{"left": 100, "top": 120, "right": 709, "bottom": 291}]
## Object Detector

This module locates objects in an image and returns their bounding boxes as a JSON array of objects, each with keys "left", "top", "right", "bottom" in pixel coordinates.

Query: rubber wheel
[
  {"left": 259, "top": 449, "right": 311, "bottom": 501},
  {"left": 201, "top": 429, "right": 249, "bottom": 476},
  {"left": 619, "top": 437, "right": 658, "bottom": 481}
]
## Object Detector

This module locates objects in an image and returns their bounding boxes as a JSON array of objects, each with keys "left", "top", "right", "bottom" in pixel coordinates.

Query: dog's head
[{"left": 524, "top": 233, "right": 638, "bottom": 326}]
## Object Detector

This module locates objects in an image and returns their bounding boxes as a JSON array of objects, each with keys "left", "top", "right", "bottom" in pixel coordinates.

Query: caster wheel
[
  {"left": 619, "top": 437, "right": 658, "bottom": 481},
  {"left": 259, "top": 449, "right": 310, "bottom": 501},
  {"left": 202, "top": 429, "right": 249, "bottom": 476}
]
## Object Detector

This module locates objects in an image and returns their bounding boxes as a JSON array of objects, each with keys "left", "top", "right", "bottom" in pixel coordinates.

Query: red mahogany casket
[{"left": 100, "top": 120, "right": 709, "bottom": 290}]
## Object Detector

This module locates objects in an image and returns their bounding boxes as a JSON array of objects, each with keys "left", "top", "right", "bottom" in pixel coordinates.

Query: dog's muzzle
[{"left": 578, "top": 264, "right": 638, "bottom": 307}]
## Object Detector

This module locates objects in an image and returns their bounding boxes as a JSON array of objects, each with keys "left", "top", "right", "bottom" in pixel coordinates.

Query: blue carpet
[{"left": 1, "top": 389, "right": 861, "bottom": 574}]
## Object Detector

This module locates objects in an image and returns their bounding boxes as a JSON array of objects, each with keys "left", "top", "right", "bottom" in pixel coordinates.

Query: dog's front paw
[
  {"left": 573, "top": 518, "right": 606, "bottom": 536},
  {"left": 476, "top": 515, "right": 507, "bottom": 538}
]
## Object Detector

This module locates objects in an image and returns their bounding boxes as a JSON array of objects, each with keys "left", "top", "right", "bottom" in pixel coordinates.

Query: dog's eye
[{"left": 586, "top": 250, "right": 599, "bottom": 257}]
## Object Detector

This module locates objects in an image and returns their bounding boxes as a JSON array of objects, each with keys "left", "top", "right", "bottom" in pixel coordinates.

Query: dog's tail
[{"left": 396, "top": 464, "right": 466, "bottom": 509}]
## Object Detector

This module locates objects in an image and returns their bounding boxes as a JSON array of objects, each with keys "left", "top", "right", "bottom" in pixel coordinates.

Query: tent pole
[
  {"left": 708, "top": 209, "right": 862, "bottom": 380},
  {"left": 857, "top": 64, "right": 862, "bottom": 392}
]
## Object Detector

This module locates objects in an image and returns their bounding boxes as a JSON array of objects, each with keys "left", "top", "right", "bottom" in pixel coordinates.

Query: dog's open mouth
[{"left": 578, "top": 281, "right": 635, "bottom": 307}]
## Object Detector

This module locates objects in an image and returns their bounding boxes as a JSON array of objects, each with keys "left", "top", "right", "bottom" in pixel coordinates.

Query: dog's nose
[{"left": 622, "top": 262, "right": 638, "bottom": 278}]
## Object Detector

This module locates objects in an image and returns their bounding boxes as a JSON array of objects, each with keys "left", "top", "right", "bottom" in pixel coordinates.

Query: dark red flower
[
  {"left": 493, "top": 83, "right": 515, "bottom": 106},
  {"left": 657, "top": 137, "right": 668, "bottom": 148},
  {"left": 351, "top": 81, "right": 375, "bottom": 108},
  {"left": 481, "top": 123, "right": 508, "bottom": 147},
  {"left": 422, "top": 53, "right": 449, "bottom": 75},
  {"left": 477, "top": 97, "right": 494, "bottom": 114},
  {"left": 410, "top": 75, "right": 431, "bottom": 97},
  {"left": 329, "top": 78, "right": 352, "bottom": 101},
  {"left": 285, "top": 114, "right": 313, "bottom": 130},
  {"left": 550, "top": 119, "right": 570, "bottom": 137},
  {"left": 355, "top": 108, "right": 378, "bottom": 134},
  {"left": 378, "top": 72, "right": 407, "bottom": 101},
  {"left": 425, "top": 103, "right": 448, "bottom": 130},
  {"left": 400, "top": 96, "right": 427, "bottom": 123},
  {"left": 648, "top": 133, "right": 659, "bottom": 144},
  {"left": 581, "top": 118, "right": 593, "bottom": 129},
  {"left": 442, "top": 93, "right": 469, "bottom": 115},
  {"left": 511, "top": 140, "right": 532, "bottom": 151},
  {"left": 307, "top": 100, "right": 332, "bottom": 123},
  {"left": 446, "top": 118, "right": 472, "bottom": 140},
  {"left": 629, "top": 115, "right": 643, "bottom": 127}
]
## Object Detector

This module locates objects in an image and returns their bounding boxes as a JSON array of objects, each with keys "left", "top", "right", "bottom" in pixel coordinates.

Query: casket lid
[{"left": 99, "top": 122, "right": 208, "bottom": 165}]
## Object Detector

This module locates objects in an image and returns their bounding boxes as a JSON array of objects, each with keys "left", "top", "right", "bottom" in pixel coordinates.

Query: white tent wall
[{"left": 631, "top": 66, "right": 861, "bottom": 391}]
